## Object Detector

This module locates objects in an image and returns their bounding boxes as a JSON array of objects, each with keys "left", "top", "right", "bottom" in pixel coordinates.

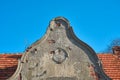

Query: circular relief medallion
[{"left": 52, "top": 48, "right": 68, "bottom": 64}]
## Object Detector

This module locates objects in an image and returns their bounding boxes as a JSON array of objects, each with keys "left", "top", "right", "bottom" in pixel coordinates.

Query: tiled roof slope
[
  {"left": 0, "top": 54, "right": 120, "bottom": 80},
  {"left": 0, "top": 54, "right": 22, "bottom": 80},
  {"left": 98, "top": 54, "right": 120, "bottom": 80}
]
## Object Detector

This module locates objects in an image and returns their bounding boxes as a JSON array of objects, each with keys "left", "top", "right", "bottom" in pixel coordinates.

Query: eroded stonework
[{"left": 8, "top": 17, "right": 111, "bottom": 80}]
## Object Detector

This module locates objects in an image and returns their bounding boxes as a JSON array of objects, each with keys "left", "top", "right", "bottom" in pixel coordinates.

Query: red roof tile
[
  {"left": 0, "top": 54, "right": 120, "bottom": 80},
  {"left": 0, "top": 54, "right": 22, "bottom": 80},
  {"left": 98, "top": 54, "right": 120, "bottom": 80}
]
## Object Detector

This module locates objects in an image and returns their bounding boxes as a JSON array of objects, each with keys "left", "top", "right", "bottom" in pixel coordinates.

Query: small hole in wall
[
  {"left": 55, "top": 21, "right": 61, "bottom": 27},
  {"left": 56, "top": 23, "right": 61, "bottom": 27},
  {"left": 50, "top": 51, "right": 55, "bottom": 54},
  {"left": 26, "top": 60, "right": 28, "bottom": 63},
  {"left": 67, "top": 46, "right": 72, "bottom": 51},
  {"left": 21, "top": 61, "right": 24, "bottom": 63},
  {"left": 34, "top": 48, "right": 37, "bottom": 51},
  {"left": 48, "top": 40, "right": 56, "bottom": 44},
  {"left": 50, "top": 28, "right": 53, "bottom": 31},
  {"left": 36, "top": 63, "right": 38, "bottom": 67}
]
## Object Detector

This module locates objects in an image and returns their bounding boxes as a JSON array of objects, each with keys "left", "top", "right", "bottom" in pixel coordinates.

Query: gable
[
  {"left": 0, "top": 17, "right": 111, "bottom": 80},
  {"left": 6, "top": 17, "right": 110, "bottom": 80}
]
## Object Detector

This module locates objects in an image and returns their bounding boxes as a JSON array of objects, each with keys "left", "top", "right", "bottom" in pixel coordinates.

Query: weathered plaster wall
[{"left": 8, "top": 17, "right": 110, "bottom": 80}]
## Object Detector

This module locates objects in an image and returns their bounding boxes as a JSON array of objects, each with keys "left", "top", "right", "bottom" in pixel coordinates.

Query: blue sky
[{"left": 0, "top": 0, "right": 120, "bottom": 53}]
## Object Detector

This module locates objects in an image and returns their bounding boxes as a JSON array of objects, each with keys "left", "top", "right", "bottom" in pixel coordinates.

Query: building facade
[{"left": 1, "top": 17, "right": 119, "bottom": 80}]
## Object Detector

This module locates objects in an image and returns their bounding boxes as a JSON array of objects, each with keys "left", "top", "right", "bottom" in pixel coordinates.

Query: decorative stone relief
[{"left": 52, "top": 48, "right": 68, "bottom": 64}]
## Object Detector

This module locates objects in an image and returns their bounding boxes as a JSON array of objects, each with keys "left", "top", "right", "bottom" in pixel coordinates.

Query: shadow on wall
[{"left": 0, "top": 65, "right": 17, "bottom": 80}]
